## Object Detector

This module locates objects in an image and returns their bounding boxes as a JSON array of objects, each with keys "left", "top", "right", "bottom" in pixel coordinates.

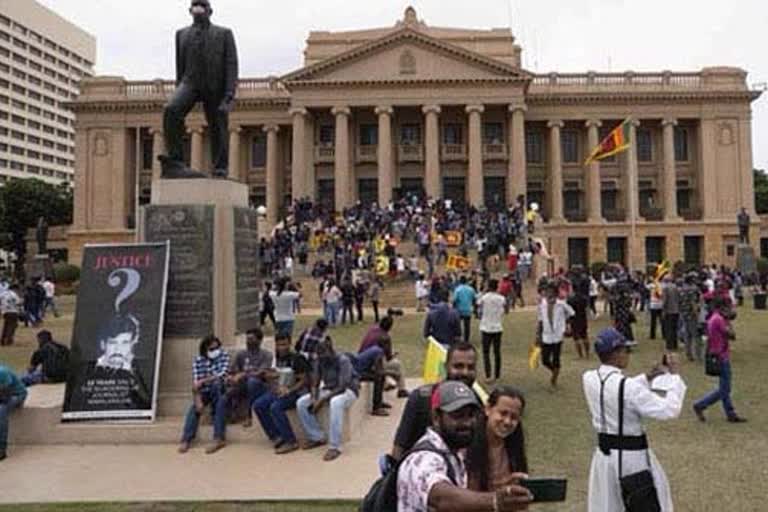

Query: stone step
[{"left": 10, "top": 381, "right": 379, "bottom": 446}]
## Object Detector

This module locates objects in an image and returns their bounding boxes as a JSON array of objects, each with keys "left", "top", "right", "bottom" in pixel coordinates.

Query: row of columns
[
  {"left": 148, "top": 113, "right": 686, "bottom": 227},
  {"left": 545, "top": 117, "right": 682, "bottom": 224},
  {"left": 291, "top": 104, "right": 530, "bottom": 210}
]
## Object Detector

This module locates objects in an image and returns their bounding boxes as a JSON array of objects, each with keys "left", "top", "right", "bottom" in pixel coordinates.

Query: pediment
[{"left": 283, "top": 28, "right": 527, "bottom": 84}]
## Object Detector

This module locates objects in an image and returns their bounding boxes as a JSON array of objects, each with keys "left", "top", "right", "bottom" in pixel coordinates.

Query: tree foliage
[
  {"left": 0, "top": 178, "right": 73, "bottom": 275},
  {"left": 755, "top": 169, "right": 768, "bottom": 214}
]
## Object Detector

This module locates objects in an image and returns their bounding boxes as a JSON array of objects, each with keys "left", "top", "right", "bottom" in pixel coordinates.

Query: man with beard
[
  {"left": 65, "top": 314, "right": 151, "bottom": 414},
  {"left": 390, "top": 342, "right": 478, "bottom": 461},
  {"left": 228, "top": 328, "right": 273, "bottom": 427},
  {"left": 397, "top": 381, "right": 533, "bottom": 512}
]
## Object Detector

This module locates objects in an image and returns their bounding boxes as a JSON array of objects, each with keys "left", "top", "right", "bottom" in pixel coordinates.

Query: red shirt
[
  {"left": 706, "top": 311, "right": 730, "bottom": 361},
  {"left": 507, "top": 254, "right": 518, "bottom": 272},
  {"left": 359, "top": 325, "right": 386, "bottom": 353}
]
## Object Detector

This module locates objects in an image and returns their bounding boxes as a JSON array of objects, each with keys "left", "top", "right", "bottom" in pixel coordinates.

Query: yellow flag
[
  {"left": 528, "top": 343, "right": 541, "bottom": 370},
  {"left": 422, "top": 338, "right": 447, "bottom": 384}
]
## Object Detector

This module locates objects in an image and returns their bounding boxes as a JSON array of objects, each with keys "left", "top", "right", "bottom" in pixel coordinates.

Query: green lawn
[{"left": 1, "top": 299, "right": 766, "bottom": 511}]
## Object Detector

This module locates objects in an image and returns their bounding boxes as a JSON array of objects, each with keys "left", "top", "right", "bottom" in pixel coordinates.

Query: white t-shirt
[
  {"left": 537, "top": 299, "right": 575, "bottom": 344},
  {"left": 477, "top": 292, "right": 506, "bottom": 333},
  {"left": 43, "top": 280, "right": 55, "bottom": 299},
  {"left": 270, "top": 290, "right": 300, "bottom": 322},
  {"left": 0, "top": 290, "right": 20, "bottom": 315},
  {"left": 415, "top": 280, "right": 429, "bottom": 299}
]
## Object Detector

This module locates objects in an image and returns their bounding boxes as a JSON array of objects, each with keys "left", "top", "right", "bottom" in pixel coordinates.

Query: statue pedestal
[
  {"left": 140, "top": 178, "right": 260, "bottom": 415},
  {"left": 736, "top": 244, "right": 757, "bottom": 276},
  {"left": 26, "top": 254, "right": 54, "bottom": 282}
]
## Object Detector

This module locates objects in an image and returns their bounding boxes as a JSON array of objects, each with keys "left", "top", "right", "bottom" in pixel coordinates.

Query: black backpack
[
  {"left": 360, "top": 440, "right": 458, "bottom": 512},
  {"left": 44, "top": 343, "right": 70, "bottom": 383}
]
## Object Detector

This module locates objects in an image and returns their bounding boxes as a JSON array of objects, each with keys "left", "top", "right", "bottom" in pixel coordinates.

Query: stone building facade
[{"left": 68, "top": 7, "right": 764, "bottom": 270}]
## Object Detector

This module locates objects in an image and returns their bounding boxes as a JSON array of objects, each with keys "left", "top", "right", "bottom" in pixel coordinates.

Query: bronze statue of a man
[
  {"left": 160, "top": 0, "right": 239, "bottom": 179},
  {"left": 737, "top": 207, "right": 750, "bottom": 244}
]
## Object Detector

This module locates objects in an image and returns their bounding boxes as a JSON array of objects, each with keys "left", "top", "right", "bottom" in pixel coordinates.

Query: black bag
[
  {"left": 618, "top": 378, "right": 661, "bottom": 512},
  {"left": 360, "top": 440, "right": 457, "bottom": 512},
  {"left": 704, "top": 352, "right": 721, "bottom": 377}
]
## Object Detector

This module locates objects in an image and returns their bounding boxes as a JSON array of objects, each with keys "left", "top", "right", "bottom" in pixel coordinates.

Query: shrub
[
  {"left": 53, "top": 263, "right": 80, "bottom": 283},
  {"left": 590, "top": 261, "right": 607, "bottom": 278},
  {"left": 757, "top": 257, "right": 768, "bottom": 277}
]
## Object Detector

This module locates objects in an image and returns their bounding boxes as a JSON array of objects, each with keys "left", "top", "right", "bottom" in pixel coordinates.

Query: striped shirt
[{"left": 192, "top": 352, "right": 230, "bottom": 391}]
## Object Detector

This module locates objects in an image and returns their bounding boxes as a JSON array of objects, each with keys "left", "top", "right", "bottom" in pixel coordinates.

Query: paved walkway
[{"left": 3, "top": 394, "right": 405, "bottom": 504}]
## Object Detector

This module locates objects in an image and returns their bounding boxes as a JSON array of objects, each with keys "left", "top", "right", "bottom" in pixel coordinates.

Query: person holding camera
[
  {"left": 583, "top": 328, "right": 686, "bottom": 512},
  {"left": 692, "top": 297, "right": 747, "bottom": 424},
  {"left": 178, "top": 335, "right": 231, "bottom": 455}
]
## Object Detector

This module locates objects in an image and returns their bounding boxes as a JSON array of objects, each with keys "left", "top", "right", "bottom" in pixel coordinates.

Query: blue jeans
[
  {"left": 351, "top": 346, "right": 384, "bottom": 375},
  {"left": 181, "top": 381, "right": 228, "bottom": 442},
  {"left": 326, "top": 302, "right": 340, "bottom": 326},
  {"left": 241, "top": 376, "right": 268, "bottom": 410},
  {"left": 21, "top": 368, "right": 44, "bottom": 386},
  {"left": 275, "top": 320, "right": 295, "bottom": 338},
  {"left": 694, "top": 359, "right": 736, "bottom": 418},
  {"left": 252, "top": 390, "right": 300, "bottom": 444},
  {"left": 0, "top": 394, "right": 26, "bottom": 455},
  {"left": 296, "top": 389, "right": 357, "bottom": 450}
]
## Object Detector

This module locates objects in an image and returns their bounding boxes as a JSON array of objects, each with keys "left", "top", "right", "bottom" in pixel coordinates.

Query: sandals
[{"left": 323, "top": 448, "right": 342, "bottom": 461}]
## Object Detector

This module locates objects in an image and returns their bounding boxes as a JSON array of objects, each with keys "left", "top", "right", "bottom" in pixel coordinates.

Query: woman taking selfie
[{"left": 466, "top": 386, "right": 529, "bottom": 491}]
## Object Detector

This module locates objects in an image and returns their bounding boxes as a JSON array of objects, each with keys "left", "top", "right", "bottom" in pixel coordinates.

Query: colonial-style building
[{"left": 68, "top": 7, "right": 765, "bottom": 270}]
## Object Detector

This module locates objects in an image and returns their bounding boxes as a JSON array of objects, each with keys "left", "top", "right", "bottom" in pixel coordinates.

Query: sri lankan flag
[{"left": 585, "top": 118, "right": 632, "bottom": 165}]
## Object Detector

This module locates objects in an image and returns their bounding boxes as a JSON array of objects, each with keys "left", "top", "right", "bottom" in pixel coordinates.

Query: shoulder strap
[
  {"left": 598, "top": 370, "right": 620, "bottom": 433},
  {"left": 408, "top": 440, "right": 459, "bottom": 486},
  {"left": 618, "top": 377, "right": 627, "bottom": 479}
]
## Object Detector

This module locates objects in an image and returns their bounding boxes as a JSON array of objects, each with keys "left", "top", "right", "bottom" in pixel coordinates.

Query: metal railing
[
  {"left": 441, "top": 144, "right": 466, "bottom": 160},
  {"left": 483, "top": 143, "right": 508, "bottom": 159},
  {"left": 314, "top": 145, "right": 335, "bottom": 163},
  {"left": 603, "top": 209, "right": 627, "bottom": 223},
  {"left": 398, "top": 144, "right": 424, "bottom": 162},
  {"left": 356, "top": 144, "right": 378, "bottom": 163}
]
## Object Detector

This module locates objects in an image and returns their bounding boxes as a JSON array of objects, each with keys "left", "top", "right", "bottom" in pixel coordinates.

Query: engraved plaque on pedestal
[
  {"left": 145, "top": 205, "right": 214, "bottom": 337},
  {"left": 234, "top": 207, "right": 261, "bottom": 333}
]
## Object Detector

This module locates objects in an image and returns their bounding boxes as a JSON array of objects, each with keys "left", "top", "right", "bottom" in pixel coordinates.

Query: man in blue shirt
[
  {"left": 424, "top": 289, "right": 462, "bottom": 347},
  {"left": 0, "top": 364, "right": 28, "bottom": 461},
  {"left": 452, "top": 276, "right": 477, "bottom": 343}
]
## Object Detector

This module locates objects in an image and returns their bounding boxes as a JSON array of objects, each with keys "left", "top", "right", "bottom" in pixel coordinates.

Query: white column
[
  {"left": 508, "top": 105, "right": 527, "bottom": 205},
  {"left": 228, "top": 126, "right": 242, "bottom": 182},
  {"left": 290, "top": 107, "right": 308, "bottom": 201},
  {"left": 467, "top": 104, "right": 485, "bottom": 207},
  {"left": 547, "top": 119, "right": 565, "bottom": 223},
  {"left": 264, "top": 124, "right": 281, "bottom": 226},
  {"left": 189, "top": 127, "right": 204, "bottom": 171},
  {"left": 423, "top": 105, "right": 441, "bottom": 199},
  {"left": 662, "top": 118, "right": 681, "bottom": 221},
  {"left": 376, "top": 106, "right": 394, "bottom": 206},
  {"left": 585, "top": 119, "right": 604, "bottom": 223},
  {"left": 332, "top": 106, "right": 352, "bottom": 210},
  {"left": 150, "top": 127, "right": 164, "bottom": 182}
]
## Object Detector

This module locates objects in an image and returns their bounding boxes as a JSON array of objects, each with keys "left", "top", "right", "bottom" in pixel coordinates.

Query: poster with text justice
[{"left": 62, "top": 243, "right": 170, "bottom": 422}]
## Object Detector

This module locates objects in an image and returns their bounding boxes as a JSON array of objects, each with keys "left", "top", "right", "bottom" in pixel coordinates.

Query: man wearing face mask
[
  {"left": 397, "top": 381, "right": 533, "bottom": 512},
  {"left": 161, "top": 0, "right": 239, "bottom": 178},
  {"left": 179, "top": 335, "right": 231, "bottom": 454}
]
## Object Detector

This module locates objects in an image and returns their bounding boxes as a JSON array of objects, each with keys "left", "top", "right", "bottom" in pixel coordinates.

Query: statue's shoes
[{"left": 159, "top": 155, "right": 206, "bottom": 179}]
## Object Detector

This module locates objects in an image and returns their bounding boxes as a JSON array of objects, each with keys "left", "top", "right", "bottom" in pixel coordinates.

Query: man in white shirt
[
  {"left": 42, "top": 278, "right": 59, "bottom": 318},
  {"left": 583, "top": 327, "right": 686, "bottom": 512},
  {"left": 0, "top": 284, "right": 21, "bottom": 346},
  {"left": 477, "top": 279, "right": 506, "bottom": 383},
  {"left": 415, "top": 275, "right": 429, "bottom": 312},
  {"left": 536, "top": 282, "right": 574, "bottom": 387}
]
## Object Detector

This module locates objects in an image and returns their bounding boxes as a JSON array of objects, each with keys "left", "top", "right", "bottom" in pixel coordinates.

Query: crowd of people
[{"left": 0, "top": 276, "right": 58, "bottom": 347}]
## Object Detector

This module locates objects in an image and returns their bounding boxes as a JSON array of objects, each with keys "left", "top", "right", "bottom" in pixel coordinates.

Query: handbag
[
  {"left": 705, "top": 352, "right": 722, "bottom": 377},
  {"left": 618, "top": 378, "right": 661, "bottom": 512}
]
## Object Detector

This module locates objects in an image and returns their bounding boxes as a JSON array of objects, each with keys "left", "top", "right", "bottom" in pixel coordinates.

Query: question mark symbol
[{"left": 108, "top": 268, "right": 141, "bottom": 314}]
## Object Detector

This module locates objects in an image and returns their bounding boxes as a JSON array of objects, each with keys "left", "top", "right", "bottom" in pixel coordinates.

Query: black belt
[{"left": 598, "top": 433, "right": 648, "bottom": 455}]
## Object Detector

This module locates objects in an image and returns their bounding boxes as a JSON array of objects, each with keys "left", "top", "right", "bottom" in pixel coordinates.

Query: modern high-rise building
[{"left": 0, "top": 0, "right": 95, "bottom": 185}]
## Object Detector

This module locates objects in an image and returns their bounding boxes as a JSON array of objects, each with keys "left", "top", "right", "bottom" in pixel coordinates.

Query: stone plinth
[{"left": 140, "top": 178, "right": 253, "bottom": 415}]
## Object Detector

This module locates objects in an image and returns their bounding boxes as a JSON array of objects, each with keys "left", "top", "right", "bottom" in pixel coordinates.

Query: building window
[
  {"left": 359, "top": 124, "right": 378, "bottom": 146},
  {"left": 684, "top": 236, "right": 703, "bottom": 266},
  {"left": 674, "top": 127, "right": 689, "bottom": 162},
  {"left": 607, "top": 237, "right": 626, "bottom": 265},
  {"left": 637, "top": 128, "right": 653, "bottom": 162},
  {"left": 141, "top": 132, "right": 153, "bottom": 170},
  {"left": 484, "top": 177, "right": 506, "bottom": 211},
  {"left": 318, "top": 124, "right": 334, "bottom": 146},
  {"left": 358, "top": 178, "right": 378, "bottom": 205},
  {"left": 482, "top": 123, "right": 504, "bottom": 145},
  {"left": 564, "top": 190, "right": 581, "bottom": 213},
  {"left": 400, "top": 124, "right": 421, "bottom": 145},
  {"left": 761, "top": 238, "right": 768, "bottom": 259},
  {"left": 249, "top": 186, "right": 266, "bottom": 209},
  {"left": 561, "top": 129, "right": 579, "bottom": 163},
  {"left": 442, "top": 123, "right": 463, "bottom": 145},
  {"left": 525, "top": 129, "right": 544, "bottom": 164},
  {"left": 645, "top": 237, "right": 666, "bottom": 265},
  {"left": 568, "top": 238, "right": 590, "bottom": 268},
  {"left": 677, "top": 189, "right": 691, "bottom": 213},
  {"left": 251, "top": 133, "right": 267, "bottom": 168},
  {"left": 601, "top": 189, "right": 618, "bottom": 213}
]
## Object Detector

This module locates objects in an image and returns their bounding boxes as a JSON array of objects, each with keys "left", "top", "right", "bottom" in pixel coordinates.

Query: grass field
[{"left": 1, "top": 297, "right": 766, "bottom": 511}]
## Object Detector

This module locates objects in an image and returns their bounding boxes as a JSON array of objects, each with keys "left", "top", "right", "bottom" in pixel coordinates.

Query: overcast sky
[{"left": 39, "top": 0, "right": 767, "bottom": 169}]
